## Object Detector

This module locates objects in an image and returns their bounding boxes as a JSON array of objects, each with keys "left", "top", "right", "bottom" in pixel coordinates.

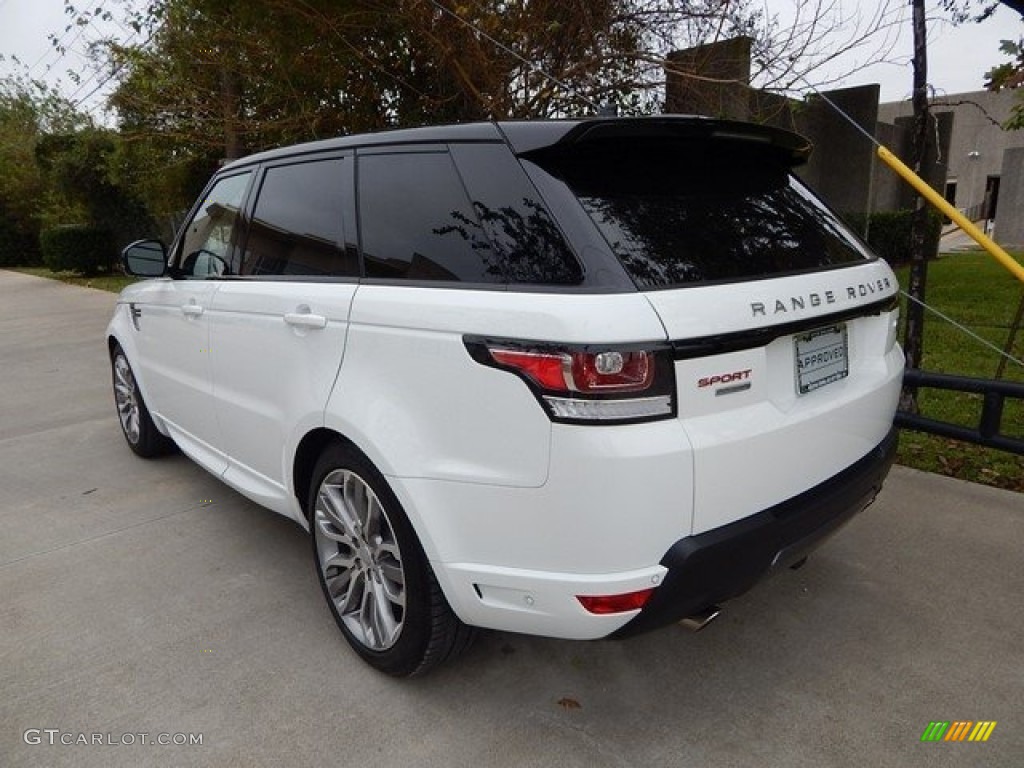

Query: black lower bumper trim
[{"left": 612, "top": 428, "right": 898, "bottom": 638}]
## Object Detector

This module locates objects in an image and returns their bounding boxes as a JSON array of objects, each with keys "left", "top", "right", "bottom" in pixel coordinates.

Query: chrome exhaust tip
[{"left": 679, "top": 605, "right": 721, "bottom": 632}]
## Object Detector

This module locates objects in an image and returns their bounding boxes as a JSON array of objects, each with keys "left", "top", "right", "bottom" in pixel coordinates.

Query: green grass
[
  {"left": 10, "top": 266, "right": 139, "bottom": 293},
  {"left": 896, "top": 251, "right": 1024, "bottom": 492}
]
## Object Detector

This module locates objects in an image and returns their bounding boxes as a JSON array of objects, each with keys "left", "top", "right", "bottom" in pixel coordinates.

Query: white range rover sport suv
[{"left": 108, "top": 116, "right": 903, "bottom": 676}]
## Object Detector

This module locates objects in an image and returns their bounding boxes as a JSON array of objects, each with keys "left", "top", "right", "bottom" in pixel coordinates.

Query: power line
[
  {"left": 27, "top": 0, "right": 109, "bottom": 79},
  {"left": 901, "top": 291, "right": 1023, "bottom": 369},
  {"left": 66, "top": 27, "right": 140, "bottom": 105},
  {"left": 73, "top": 23, "right": 158, "bottom": 112}
]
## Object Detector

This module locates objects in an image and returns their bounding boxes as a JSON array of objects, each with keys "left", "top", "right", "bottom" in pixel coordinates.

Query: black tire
[
  {"left": 110, "top": 343, "right": 175, "bottom": 458},
  {"left": 309, "top": 442, "right": 475, "bottom": 677}
]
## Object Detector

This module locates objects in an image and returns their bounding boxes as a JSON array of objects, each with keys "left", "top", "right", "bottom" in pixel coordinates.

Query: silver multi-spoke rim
[
  {"left": 314, "top": 469, "right": 406, "bottom": 651},
  {"left": 113, "top": 354, "right": 141, "bottom": 444}
]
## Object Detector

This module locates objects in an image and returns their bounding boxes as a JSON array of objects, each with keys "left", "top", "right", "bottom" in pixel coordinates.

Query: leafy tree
[
  {"left": 88, "top": 0, "right": 905, "bottom": 155},
  {"left": 0, "top": 79, "right": 87, "bottom": 265},
  {"left": 35, "top": 128, "right": 157, "bottom": 246},
  {"left": 986, "top": 38, "right": 1024, "bottom": 128},
  {"left": 47, "top": 0, "right": 908, "bottom": 239}
]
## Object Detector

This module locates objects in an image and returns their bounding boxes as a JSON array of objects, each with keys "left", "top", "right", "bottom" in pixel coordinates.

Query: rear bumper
[{"left": 612, "top": 427, "right": 898, "bottom": 637}]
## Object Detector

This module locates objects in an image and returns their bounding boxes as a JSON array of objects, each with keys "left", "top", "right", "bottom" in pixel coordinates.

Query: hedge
[
  {"left": 0, "top": 218, "right": 41, "bottom": 267},
  {"left": 843, "top": 210, "right": 943, "bottom": 265},
  {"left": 40, "top": 225, "right": 116, "bottom": 276}
]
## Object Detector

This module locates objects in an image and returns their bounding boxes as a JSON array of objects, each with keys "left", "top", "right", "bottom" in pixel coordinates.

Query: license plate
[{"left": 794, "top": 324, "right": 848, "bottom": 394}]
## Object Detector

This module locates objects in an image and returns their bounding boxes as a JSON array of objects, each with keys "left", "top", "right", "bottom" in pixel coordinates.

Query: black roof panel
[{"left": 220, "top": 115, "right": 811, "bottom": 171}]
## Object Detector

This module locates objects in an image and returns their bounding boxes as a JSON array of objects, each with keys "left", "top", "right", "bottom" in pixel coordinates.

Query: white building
[{"left": 878, "top": 90, "right": 1024, "bottom": 246}]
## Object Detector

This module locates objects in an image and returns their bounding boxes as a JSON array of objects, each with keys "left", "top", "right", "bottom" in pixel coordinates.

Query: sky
[{"left": 0, "top": 0, "right": 1022, "bottom": 120}]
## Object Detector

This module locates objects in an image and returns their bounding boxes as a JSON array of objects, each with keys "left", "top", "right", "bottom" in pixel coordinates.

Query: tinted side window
[
  {"left": 357, "top": 151, "right": 501, "bottom": 283},
  {"left": 451, "top": 144, "right": 582, "bottom": 285},
  {"left": 176, "top": 172, "right": 251, "bottom": 277},
  {"left": 243, "top": 158, "right": 357, "bottom": 277}
]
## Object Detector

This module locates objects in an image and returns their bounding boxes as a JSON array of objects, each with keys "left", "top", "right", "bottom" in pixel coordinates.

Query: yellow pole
[{"left": 876, "top": 145, "right": 1024, "bottom": 284}]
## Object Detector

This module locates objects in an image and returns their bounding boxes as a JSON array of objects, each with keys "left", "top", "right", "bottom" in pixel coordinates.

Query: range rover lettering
[{"left": 107, "top": 117, "right": 903, "bottom": 676}]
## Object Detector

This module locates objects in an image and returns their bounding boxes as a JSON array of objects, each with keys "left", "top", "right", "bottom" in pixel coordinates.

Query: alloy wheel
[{"left": 313, "top": 469, "right": 406, "bottom": 651}]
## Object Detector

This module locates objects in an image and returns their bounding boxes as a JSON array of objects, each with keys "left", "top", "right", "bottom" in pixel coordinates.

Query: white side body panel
[
  {"left": 111, "top": 278, "right": 229, "bottom": 477},
  {"left": 326, "top": 286, "right": 671, "bottom": 487},
  {"left": 208, "top": 281, "right": 357, "bottom": 520}
]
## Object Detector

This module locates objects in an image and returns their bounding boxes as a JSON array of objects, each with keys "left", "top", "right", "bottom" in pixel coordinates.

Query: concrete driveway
[{"left": 1, "top": 269, "right": 1021, "bottom": 767}]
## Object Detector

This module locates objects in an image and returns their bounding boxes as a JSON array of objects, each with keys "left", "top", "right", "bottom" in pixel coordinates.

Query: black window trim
[{"left": 177, "top": 126, "right": 878, "bottom": 294}]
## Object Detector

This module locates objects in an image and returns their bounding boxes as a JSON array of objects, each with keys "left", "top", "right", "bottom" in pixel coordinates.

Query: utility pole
[{"left": 900, "top": 0, "right": 931, "bottom": 413}]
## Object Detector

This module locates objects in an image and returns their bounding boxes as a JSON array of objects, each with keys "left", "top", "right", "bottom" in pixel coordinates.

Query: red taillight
[
  {"left": 577, "top": 588, "right": 656, "bottom": 615},
  {"left": 465, "top": 337, "right": 676, "bottom": 424},
  {"left": 489, "top": 348, "right": 655, "bottom": 394},
  {"left": 489, "top": 349, "right": 567, "bottom": 391}
]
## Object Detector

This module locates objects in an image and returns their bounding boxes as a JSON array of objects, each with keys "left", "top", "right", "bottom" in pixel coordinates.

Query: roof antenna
[{"left": 597, "top": 103, "right": 620, "bottom": 117}]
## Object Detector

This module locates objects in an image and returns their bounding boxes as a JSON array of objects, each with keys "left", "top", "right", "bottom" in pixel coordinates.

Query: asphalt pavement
[{"left": 1, "top": 269, "right": 1022, "bottom": 767}]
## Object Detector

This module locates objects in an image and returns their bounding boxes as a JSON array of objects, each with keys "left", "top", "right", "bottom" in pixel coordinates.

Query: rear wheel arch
[
  {"left": 293, "top": 429, "right": 403, "bottom": 525},
  {"left": 293, "top": 428, "right": 347, "bottom": 524}
]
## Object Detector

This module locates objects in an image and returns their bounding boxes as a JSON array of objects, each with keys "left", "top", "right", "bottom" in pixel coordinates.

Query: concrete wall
[
  {"left": 663, "top": 39, "right": 1022, "bottom": 243},
  {"left": 994, "top": 147, "right": 1024, "bottom": 248},
  {"left": 665, "top": 37, "right": 754, "bottom": 120},
  {"left": 664, "top": 39, "right": 881, "bottom": 217},
  {"left": 878, "top": 90, "right": 1024, "bottom": 218},
  {"left": 792, "top": 86, "right": 880, "bottom": 216}
]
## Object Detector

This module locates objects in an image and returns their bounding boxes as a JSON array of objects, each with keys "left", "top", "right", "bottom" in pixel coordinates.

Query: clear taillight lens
[{"left": 466, "top": 338, "right": 675, "bottom": 424}]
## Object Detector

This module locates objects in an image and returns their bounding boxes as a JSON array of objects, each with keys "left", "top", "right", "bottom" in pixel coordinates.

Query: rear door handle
[{"left": 284, "top": 311, "right": 328, "bottom": 329}]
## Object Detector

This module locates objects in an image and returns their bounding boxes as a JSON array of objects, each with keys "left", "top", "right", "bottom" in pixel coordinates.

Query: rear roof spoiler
[{"left": 498, "top": 116, "right": 812, "bottom": 167}]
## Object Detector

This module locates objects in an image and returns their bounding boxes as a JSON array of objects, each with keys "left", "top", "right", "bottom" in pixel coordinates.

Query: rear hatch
[{"left": 518, "top": 117, "right": 903, "bottom": 535}]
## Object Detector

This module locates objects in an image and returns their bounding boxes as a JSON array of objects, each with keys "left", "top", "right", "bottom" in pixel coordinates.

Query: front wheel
[{"left": 310, "top": 443, "right": 474, "bottom": 676}]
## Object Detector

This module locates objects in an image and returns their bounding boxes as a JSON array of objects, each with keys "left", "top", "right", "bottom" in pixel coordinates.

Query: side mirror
[{"left": 122, "top": 239, "right": 168, "bottom": 277}]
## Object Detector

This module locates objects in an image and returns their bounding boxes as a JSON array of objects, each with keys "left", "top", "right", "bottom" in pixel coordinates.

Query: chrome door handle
[
  {"left": 181, "top": 303, "right": 204, "bottom": 317},
  {"left": 284, "top": 312, "right": 328, "bottom": 329}
]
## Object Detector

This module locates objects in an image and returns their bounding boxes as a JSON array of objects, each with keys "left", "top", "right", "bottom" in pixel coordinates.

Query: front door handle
[
  {"left": 181, "top": 302, "right": 204, "bottom": 318},
  {"left": 284, "top": 311, "right": 328, "bottom": 329}
]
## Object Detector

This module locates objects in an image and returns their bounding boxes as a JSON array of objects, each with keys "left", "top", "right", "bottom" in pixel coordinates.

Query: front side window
[
  {"left": 357, "top": 151, "right": 502, "bottom": 283},
  {"left": 242, "top": 158, "right": 356, "bottom": 277},
  {"left": 529, "top": 140, "right": 870, "bottom": 290},
  {"left": 175, "top": 172, "right": 252, "bottom": 277}
]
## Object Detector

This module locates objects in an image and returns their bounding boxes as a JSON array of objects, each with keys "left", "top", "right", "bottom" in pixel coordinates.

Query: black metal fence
[{"left": 896, "top": 369, "right": 1024, "bottom": 455}]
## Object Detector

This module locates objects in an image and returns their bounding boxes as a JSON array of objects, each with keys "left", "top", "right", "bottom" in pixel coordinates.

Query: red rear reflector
[{"left": 577, "top": 588, "right": 655, "bottom": 614}]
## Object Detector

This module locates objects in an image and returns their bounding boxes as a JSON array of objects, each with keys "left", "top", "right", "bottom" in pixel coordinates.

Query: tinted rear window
[{"left": 529, "top": 140, "right": 869, "bottom": 289}]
